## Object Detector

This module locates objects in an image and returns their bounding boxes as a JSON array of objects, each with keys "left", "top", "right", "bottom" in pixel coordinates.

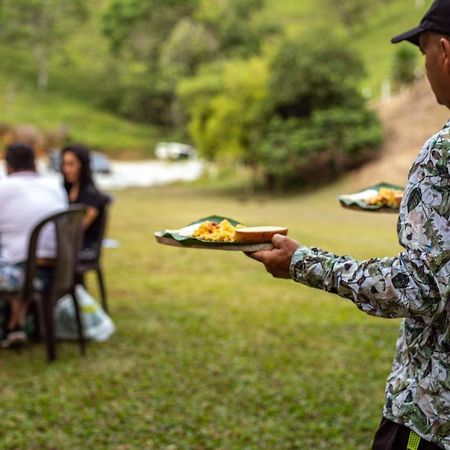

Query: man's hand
[{"left": 246, "top": 234, "right": 300, "bottom": 279}]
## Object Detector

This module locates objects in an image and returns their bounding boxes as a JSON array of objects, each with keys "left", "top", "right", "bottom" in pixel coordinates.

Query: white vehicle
[{"left": 155, "top": 142, "right": 197, "bottom": 161}]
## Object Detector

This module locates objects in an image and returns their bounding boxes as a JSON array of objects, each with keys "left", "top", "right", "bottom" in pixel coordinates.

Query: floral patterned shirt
[{"left": 290, "top": 120, "right": 450, "bottom": 449}]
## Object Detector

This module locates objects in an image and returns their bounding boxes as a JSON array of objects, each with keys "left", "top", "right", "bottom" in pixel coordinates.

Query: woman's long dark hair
[{"left": 61, "top": 144, "right": 96, "bottom": 192}]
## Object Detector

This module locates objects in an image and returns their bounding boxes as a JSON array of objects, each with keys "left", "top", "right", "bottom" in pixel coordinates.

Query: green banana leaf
[
  {"left": 156, "top": 215, "right": 242, "bottom": 248},
  {"left": 338, "top": 182, "right": 404, "bottom": 212}
]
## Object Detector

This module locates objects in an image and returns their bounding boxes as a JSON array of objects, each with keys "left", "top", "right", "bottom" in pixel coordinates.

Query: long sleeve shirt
[
  {"left": 290, "top": 120, "right": 450, "bottom": 449},
  {"left": 0, "top": 172, "right": 68, "bottom": 264}
]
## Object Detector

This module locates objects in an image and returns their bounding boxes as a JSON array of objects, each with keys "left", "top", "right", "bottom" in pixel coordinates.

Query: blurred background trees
[
  {"left": 391, "top": 46, "right": 420, "bottom": 90},
  {"left": 259, "top": 31, "right": 382, "bottom": 189},
  {"left": 0, "top": 0, "right": 428, "bottom": 189},
  {"left": 0, "top": 0, "right": 88, "bottom": 90},
  {"left": 100, "top": 0, "right": 273, "bottom": 127}
]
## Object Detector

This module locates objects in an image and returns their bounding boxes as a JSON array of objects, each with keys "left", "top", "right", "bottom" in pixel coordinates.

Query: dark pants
[{"left": 372, "top": 418, "right": 443, "bottom": 450}]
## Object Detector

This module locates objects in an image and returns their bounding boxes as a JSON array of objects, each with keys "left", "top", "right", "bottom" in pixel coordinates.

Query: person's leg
[
  {"left": 0, "top": 262, "right": 27, "bottom": 344},
  {"left": 5, "top": 266, "right": 54, "bottom": 346},
  {"left": 4, "top": 304, "right": 28, "bottom": 345},
  {"left": 2, "top": 296, "right": 28, "bottom": 346},
  {"left": 7, "top": 297, "right": 29, "bottom": 329}
]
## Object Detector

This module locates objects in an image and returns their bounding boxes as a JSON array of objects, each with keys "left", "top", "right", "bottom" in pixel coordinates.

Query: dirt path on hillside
[{"left": 352, "top": 78, "right": 450, "bottom": 187}]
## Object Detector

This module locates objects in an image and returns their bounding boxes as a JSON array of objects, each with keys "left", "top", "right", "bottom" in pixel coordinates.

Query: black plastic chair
[
  {"left": 22, "top": 206, "right": 85, "bottom": 362},
  {"left": 76, "top": 195, "right": 112, "bottom": 314}
]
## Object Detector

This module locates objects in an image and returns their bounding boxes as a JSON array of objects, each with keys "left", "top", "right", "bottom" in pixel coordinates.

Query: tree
[
  {"left": 179, "top": 28, "right": 382, "bottom": 190},
  {"left": 259, "top": 31, "right": 382, "bottom": 188},
  {"left": 101, "top": 0, "right": 201, "bottom": 125},
  {"left": 0, "top": 0, "right": 87, "bottom": 90},
  {"left": 179, "top": 58, "right": 269, "bottom": 169},
  {"left": 391, "top": 45, "right": 419, "bottom": 90},
  {"left": 102, "top": 0, "right": 198, "bottom": 58},
  {"left": 160, "top": 18, "right": 219, "bottom": 77},
  {"left": 100, "top": 0, "right": 272, "bottom": 126},
  {"left": 268, "top": 30, "right": 365, "bottom": 119},
  {"left": 259, "top": 108, "right": 382, "bottom": 189},
  {"left": 324, "top": 0, "right": 389, "bottom": 28},
  {"left": 332, "top": 0, "right": 367, "bottom": 27},
  {"left": 196, "top": 0, "right": 273, "bottom": 58}
]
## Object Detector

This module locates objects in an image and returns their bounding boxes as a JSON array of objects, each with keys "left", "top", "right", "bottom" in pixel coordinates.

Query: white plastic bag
[{"left": 55, "top": 284, "right": 115, "bottom": 342}]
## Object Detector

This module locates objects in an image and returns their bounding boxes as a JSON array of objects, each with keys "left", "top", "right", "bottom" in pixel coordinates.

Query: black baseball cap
[{"left": 391, "top": 0, "right": 450, "bottom": 46}]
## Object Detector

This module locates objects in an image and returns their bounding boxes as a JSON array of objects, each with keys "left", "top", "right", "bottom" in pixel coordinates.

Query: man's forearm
[{"left": 290, "top": 246, "right": 444, "bottom": 319}]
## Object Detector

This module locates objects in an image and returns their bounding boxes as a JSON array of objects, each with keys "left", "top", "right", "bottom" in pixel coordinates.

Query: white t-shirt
[{"left": 0, "top": 171, "right": 68, "bottom": 264}]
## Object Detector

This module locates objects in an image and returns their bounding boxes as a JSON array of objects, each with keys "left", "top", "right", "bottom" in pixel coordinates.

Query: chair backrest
[{"left": 22, "top": 206, "right": 85, "bottom": 301}]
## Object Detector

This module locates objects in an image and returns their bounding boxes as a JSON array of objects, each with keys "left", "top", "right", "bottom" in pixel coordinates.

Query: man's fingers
[
  {"left": 245, "top": 250, "right": 271, "bottom": 262},
  {"left": 246, "top": 235, "right": 298, "bottom": 261},
  {"left": 272, "top": 233, "right": 289, "bottom": 248},
  {"left": 272, "top": 234, "right": 299, "bottom": 250}
]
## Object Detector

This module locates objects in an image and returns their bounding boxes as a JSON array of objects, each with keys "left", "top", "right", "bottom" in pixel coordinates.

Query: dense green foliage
[
  {"left": 100, "top": 0, "right": 199, "bottom": 124},
  {"left": 178, "top": 58, "right": 269, "bottom": 163},
  {"left": 97, "top": 0, "right": 384, "bottom": 187},
  {"left": 0, "top": 0, "right": 428, "bottom": 166},
  {"left": 1, "top": 182, "right": 402, "bottom": 449},
  {"left": 260, "top": 109, "right": 382, "bottom": 188},
  {"left": 325, "top": 0, "right": 390, "bottom": 29},
  {"left": 179, "top": 31, "right": 382, "bottom": 188},
  {"left": 99, "top": 0, "right": 273, "bottom": 126},
  {"left": 391, "top": 45, "right": 420, "bottom": 89},
  {"left": 0, "top": 0, "right": 88, "bottom": 90},
  {"left": 268, "top": 33, "right": 364, "bottom": 118},
  {"left": 259, "top": 34, "right": 382, "bottom": 187}
]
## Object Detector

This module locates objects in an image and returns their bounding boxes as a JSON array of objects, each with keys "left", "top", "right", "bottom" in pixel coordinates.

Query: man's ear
[{"left": 440, "top": 38, "right": 450, "bottom": 74}]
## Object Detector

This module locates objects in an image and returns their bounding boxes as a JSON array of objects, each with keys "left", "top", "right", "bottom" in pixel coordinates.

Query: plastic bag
[{"left": 55, "top": 284, "right": 115, "bottom": 342}]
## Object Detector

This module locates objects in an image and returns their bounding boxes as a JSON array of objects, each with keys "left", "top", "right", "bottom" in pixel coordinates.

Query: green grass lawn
[{"left": 0, "top": 180, "right": 403, "bottom": 449}]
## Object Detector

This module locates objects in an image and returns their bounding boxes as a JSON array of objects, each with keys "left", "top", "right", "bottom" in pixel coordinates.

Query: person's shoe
[{"left": 4, "top": 326, "right": 27, "bottom": 348}]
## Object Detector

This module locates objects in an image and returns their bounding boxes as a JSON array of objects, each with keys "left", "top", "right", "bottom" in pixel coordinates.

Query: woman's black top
[{"left": 66, "top": 183, "right": 108, "bottom": 253}]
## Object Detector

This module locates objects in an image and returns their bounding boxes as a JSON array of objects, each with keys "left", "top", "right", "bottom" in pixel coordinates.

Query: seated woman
[{"left": 60, "top": 145, "right": 109, "bottom": 261}]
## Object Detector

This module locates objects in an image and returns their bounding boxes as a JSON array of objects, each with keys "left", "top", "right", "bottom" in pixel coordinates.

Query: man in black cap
[{"left": 247, "top": 1, "right": 450, "bottom": 449}]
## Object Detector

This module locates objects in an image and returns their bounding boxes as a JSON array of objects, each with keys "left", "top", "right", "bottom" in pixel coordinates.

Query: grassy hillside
[
  {"left": 0, "top": 3, "right": 162, "bottom": 157},
  {"left": 354, "top": 1, "right": 427, "bottom": 96},
  {"left": 0, "top": 75, "right": 157, "bottom": 157},
  {"left": 264, "top": 0, "right": 428, "bottom": 96},
  {"left": 0, "top": 0, "right": 430, "bottom": 156}
]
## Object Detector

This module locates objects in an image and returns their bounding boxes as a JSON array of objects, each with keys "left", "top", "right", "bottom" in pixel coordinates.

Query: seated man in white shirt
[{"left": 0, "top": 143, "right": 68, "bottom": 346}]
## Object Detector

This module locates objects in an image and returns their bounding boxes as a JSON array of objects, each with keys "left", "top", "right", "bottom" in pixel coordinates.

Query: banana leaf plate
[
  {"left": 338, "top": 182, "right": 404, "bottom": 213},
  {"left": 154, "top": 215, "right": 274, "bottom": 251}
]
